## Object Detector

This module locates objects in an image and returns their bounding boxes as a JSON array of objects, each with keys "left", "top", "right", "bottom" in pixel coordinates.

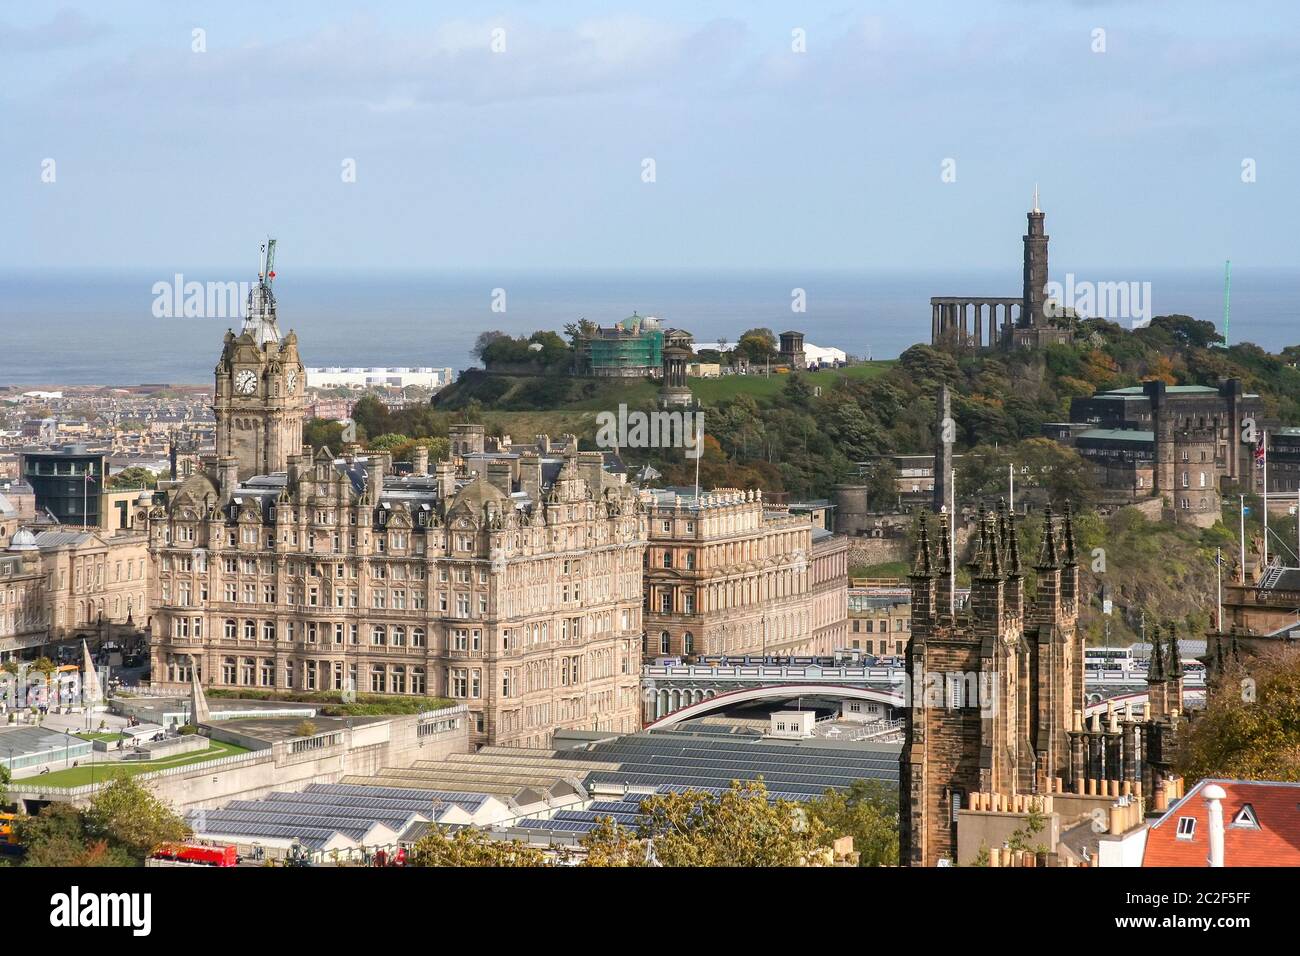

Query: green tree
[
  {"left": 303, "top": 418, "right": 348, "bottom": 451},
  {"left": 106, "top": 466, "right": 156, "bottom": 489},
  {"left": 83, "top": 775, "right": 190, "bottom": 862},
  {"left": 472, "top": 330, "right": 509, "bottom": 360},
  {"left": 804, "top": 780, "right": 900, "bottom": 866},
  {"left": 736, "top": 328, "right": 777, "bottom": 364},
  {"left": 18, "top": 803, "right": 135, "bottom": 868},
  {"left": 368, "top": 433, "right": 409, "bottom": 451}
]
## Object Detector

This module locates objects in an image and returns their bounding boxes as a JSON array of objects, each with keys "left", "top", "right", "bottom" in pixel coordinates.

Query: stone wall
[
  {"left": 847, "top": 525, "right": 975, "bottom": 571},
  {"left": 15, "top": 706, "right": 470, "bottom": 814}
]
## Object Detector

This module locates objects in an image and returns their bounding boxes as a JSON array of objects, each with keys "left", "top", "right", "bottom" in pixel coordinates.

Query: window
[
  {"left": 683, "top": 632, "right": 694, "bottom": 655},
  {"left": 1231, "top": 804, "right": 1259, "bottom": 829},
  {"left": 1176, "top": 817, "right": 1197, "bottom": 840},
  {"left": 659, "top": 631, "right": 670, "bottom": 654}
]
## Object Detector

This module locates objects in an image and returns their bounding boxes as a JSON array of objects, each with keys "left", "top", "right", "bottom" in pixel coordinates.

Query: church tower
[{"left": 213, "top": 239, "right": 305, "bottom": 484}]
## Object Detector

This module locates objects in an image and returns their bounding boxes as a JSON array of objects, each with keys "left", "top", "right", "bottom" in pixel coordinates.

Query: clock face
[
  {"left": 287, "top": 370, "right": 298, "bottom": 393},
  {"left": 235, "top": 370, "right": 258, "bottom": 395}
]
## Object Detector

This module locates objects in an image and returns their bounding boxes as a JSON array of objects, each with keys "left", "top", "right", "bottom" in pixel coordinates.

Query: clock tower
[{"left": 213, "top": 239, "right": 306, "bottom": 483}]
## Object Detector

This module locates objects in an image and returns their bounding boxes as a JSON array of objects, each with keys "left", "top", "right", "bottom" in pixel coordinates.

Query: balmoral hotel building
[
  {"left": 640, "top": 487, "right": 848, "bottom": 661},
  {"left": 144, "top": 263, "right": 647, "bottom": 747}
]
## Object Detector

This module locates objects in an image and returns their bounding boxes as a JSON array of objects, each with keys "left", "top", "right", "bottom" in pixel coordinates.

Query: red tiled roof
[{"left": 1143, "top": 779, "right": 1300, "bottom": 867}]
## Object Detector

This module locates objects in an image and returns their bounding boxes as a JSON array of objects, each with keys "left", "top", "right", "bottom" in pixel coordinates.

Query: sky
[{"left": 4, "top": 1, "right": 1299, "bottom": 274}]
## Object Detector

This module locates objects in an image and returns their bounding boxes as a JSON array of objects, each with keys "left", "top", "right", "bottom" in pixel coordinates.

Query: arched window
[
  {"left": 659, "top": 631, "right": 670, "bottom": 654},
  {"left": 683, "top": 632, "right": 694, "bottom": 655}
]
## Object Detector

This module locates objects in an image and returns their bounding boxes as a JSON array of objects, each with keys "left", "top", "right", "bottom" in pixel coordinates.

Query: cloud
[
  {"left": 45, "top": 15, "right": 752, "bottom": 112},
  {"left": 0, "top": 7, "right": 108, "bottom": 53}
]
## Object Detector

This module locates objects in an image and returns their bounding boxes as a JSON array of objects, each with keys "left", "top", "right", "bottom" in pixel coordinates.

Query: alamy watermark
[
  {"left": 152, "top": 275, "right": 252, "bottom": 319},
  {"left": 1043, "top": 272, "right": 1153, "bottom": 327},
  {"left": 595, "top": 404, "right": 705, "bottom": 459}
]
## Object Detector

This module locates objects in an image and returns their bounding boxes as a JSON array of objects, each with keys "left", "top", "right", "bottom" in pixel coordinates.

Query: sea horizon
[{"left": 2, "top": 266, "right": 1296, "bottom": 386}]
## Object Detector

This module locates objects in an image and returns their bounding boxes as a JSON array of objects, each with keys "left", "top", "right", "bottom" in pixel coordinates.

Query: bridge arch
[{"left": 645, "top": 683, "right": 906, "bottom": 730}]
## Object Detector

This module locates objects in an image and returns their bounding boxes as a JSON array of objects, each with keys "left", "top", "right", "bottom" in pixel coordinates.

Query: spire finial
[{"left": 1033, "top": 183, "right": 1040, "bottom": 213}]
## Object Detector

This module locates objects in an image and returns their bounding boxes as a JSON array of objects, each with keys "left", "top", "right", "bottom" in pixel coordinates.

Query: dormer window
[
  {"left": 1231, "top": 804, "right": 1260, "bottom": 829},
  {"left": 1176, "top": 817, "right": 1197, "bottom": 840}
]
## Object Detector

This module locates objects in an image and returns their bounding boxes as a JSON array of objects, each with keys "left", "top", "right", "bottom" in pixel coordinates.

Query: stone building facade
[
  {"left": 901, "top": 505, "right": 1085, "bottom": 867},
  {"left": 808, "top": 529, "right": 849, "bottom": 654},
  {"left": 0, "top": 547, "right": 45, "bottom": 656},
  {"left": 146, "top": 258, "right": 647, "bottom": 749},
  {"left": 848, "top": 586, "right": 912, "bottom": 657},
  {"left": 1064, "top": 380, "right": 1262, "bottom": 526},
  {"left": 1, "top": 527, "right": 149, "bottom": 656},
  {"left": 640, "top": 488, "right": 843, "bottom": 660}
]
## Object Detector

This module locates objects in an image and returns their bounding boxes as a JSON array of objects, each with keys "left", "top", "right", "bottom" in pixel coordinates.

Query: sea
[{"left": 1, "top": 267, "right": 1296, "bottom": 385}]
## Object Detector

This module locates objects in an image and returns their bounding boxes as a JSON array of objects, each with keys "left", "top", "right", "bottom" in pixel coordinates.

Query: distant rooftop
[{"left": 1076, "top": 428, "right": 1155, "bottom": 443}]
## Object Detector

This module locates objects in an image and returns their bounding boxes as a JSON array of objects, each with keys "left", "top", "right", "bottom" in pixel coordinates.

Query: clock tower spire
[{"left": 213, "top": 238, "right": 305, "bottom": 484}]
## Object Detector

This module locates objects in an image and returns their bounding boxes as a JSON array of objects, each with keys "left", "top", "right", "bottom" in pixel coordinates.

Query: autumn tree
[
  {"left": 1177, "top": 650, "right": 1300, "bottom": 782},
  {"left": 581, "top": 779, "right": 826, "bottom": 867},
  {"left": 83, "top": 775, "right": 191, "bottom": 862},
  {"left": 408, "top": 826, "right": 548, "bottom": 867},
  {"left": 18, "top": 777, "right": 187, "bottom": 867},
  {"left": 18, "top": 803, "right": 134, "bottom": 868}
]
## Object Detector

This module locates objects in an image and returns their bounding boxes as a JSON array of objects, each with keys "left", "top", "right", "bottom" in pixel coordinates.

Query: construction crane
[
  {"left": 1222, "top": 258, "right": 1231, "bottom": 348},
  {"left": 259, "top": 237, "right": 277, "bottom": 285}
]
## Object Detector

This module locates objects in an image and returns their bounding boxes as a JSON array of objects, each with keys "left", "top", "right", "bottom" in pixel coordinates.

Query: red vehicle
[{"left": 150, "top": 842, "right": 239, "bottom": 867}]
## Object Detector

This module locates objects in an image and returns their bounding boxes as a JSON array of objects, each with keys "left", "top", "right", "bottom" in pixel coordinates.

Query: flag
[{"left": 1254, "top": 432, "right": 1266, "bottom": 468}]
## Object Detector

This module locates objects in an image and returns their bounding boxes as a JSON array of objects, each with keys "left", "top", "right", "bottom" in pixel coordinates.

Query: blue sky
[{"left": 4, "top": 1, "right": 1299, "bottom": 272}]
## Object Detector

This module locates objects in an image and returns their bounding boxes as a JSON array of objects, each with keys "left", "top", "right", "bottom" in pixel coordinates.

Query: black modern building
[{"left": 20, "top": 445, "right": 105, "bottom": 527}]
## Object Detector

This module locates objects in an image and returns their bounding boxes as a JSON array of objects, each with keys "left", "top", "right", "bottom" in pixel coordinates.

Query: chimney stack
[
  {"left": 412, "top": 444, "right": 430, "bottom": 476},
  {"left": 1203, "top": 784, "right": 1226, "bottom": 867}
]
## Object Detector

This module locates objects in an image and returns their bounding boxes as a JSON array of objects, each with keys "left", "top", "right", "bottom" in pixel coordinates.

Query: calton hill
[{"left": 302, "top": 315, "right": 1300, "bottom": 649}]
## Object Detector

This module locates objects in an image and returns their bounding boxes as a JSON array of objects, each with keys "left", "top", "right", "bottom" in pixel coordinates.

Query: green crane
[
  {"left": 1222, "top": 258, "right": 1231, "bottom": 348},
  {"left": 261, "top": 237, "right": 277, "bottom": 286}
]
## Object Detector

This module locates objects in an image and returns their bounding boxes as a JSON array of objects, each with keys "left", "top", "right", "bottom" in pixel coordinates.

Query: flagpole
[
  {"left": 950, "top": 467, "right": 956, "bottom": 616},
  {"left": 1216, "top": 548, "right": 1223, "bottom": 632},
  {"left": 1263, "top": 430, "right": 1269, "bottom": 568},
  {"left": 1239, "top": 493, "right": 1246, "bottom": 582},
  {"left": 1009, "top": 463, "right": 1014, "bottom": 513}
]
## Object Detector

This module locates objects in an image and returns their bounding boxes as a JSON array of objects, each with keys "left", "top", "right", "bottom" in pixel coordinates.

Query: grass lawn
[
  {"left": 689, "top": 361, "right": 894, "bottom": 403},
  {"left": 28, "top": 738, "right": 251, "bottom": 788},
  {"left": 74, "top": 732, "right": 123, "bottom": 742},
  {"left": 849, "top": 561, "right": 911, "bottom": 581}
]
